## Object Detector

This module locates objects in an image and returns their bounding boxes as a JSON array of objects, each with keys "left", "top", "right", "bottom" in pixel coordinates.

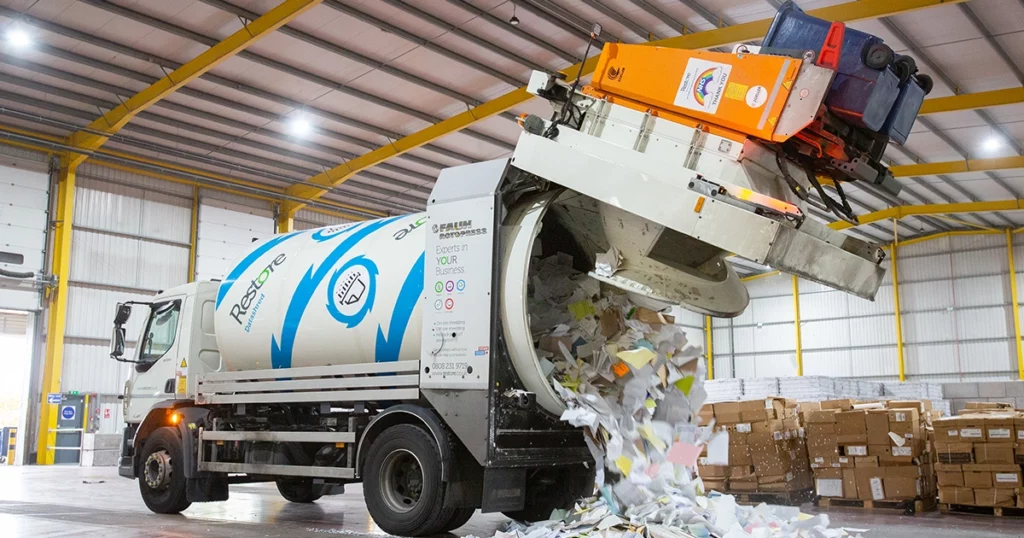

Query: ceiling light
[
  {"left": 6, "top": 28, "right": 32, "bottom": 48},
  {"left": 983, "top": 136, "right": 1002, "bottom": 152},
  {"left": 289, "top": 115, "right": 312, "bottom": 137},
  {"left": 509, "top": 15, "right": 520, "bottom": 26}
]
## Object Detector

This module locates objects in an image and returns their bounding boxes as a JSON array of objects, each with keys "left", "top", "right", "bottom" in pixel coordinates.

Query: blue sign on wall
[
  {"left": 60, "top": 405, "right": 75, "bottom": 421},
  {"left": 47, "top": 393, "right": 62, "bottom": 404}
]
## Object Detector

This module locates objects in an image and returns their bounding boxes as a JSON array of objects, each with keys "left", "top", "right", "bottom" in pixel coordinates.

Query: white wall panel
[
  {"left": 952, "top": 248, "right": 1006, "bottom": 277},
  {"left": 802, "top": 319, "right": 851, "bottom": 350},
  {"left": 752, "top": 323, "right": 794, "bottom": 353},
  {"left": 195, "top": 201, "right": 274, "bottom": 282},
  {"left": 712, "top": 327, "right": 732, "bottom": 354},
  {"left": 850, "top": 347, "right": 898, "bottom": 378},
  {"left": 849, "top": 285, "right": 894, "bottom": 316},
  {"left": 66, "top": 286, "right": 152, "bottom": 341},
  {"left": 62, "top": 343, "right": 135, "bottom": 395},
  {"left": 847, "top": 316, "right": 896, "bottom": 347},
  {"left": 803, "top": 349, "right": 852, "bottom": 376},
  {"left": 953, "top": 275, "right": 1007, "bottom": 308},
  {"left": 899, "top": 254, "right": 951, "bottom": 281},
  {"left": 954, "top": 306, "right": 1011, "bottom": 340},
  {"left": 294, "top": 209, "right": 356, "bottom": 231},
  {"left": 750, "top": 295, "right": 794, "bottom": 324},
  {"left": 900, "top": 280, "right": 953, "bottom": 311},
  {"left": 0, "top": 163, "right": 48, "bottom": 311},
  {"left": 801, "top": 291, "right": 848, "bottom": 321}
]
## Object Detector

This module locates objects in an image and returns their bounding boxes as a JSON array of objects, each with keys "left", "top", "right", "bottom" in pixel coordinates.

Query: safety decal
[{"left": 674, "top": 58, "right": 732, "bottom": 115}]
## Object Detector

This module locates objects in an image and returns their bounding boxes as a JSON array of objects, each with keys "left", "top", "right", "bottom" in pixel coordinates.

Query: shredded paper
[{"left": 469, "top": 254, "right": 863, "bottom": 538}]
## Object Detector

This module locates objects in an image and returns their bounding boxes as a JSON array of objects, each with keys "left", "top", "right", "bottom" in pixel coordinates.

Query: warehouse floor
[{"left": 0, "top": 466, "right": 1019, "bottom": 537}]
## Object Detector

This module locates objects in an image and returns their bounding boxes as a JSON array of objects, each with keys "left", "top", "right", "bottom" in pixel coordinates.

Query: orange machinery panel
[{"left": 591, "top": 44, "right": 803, "bottom": 142}]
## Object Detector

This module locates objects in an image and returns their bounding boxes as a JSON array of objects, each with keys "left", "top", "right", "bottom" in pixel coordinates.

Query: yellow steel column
[
  {"left": 37, "top": 155, "right": 78, "bottom": 464},
  {"left": 188, "top": 186, "right": 199, "bottom": 283},
  {"left": 276, "top": 205, "right": 295, "bottom": 234},
  {"left": 704, "top": 315, "right": 714, "bottom": 380},
  {"left": 793, "top": 275, "right": 803, "bottom": 376},
  {"left": 892, "top": 221, "right": 906, "bottom": 382},
  {"left": 1006, "top": 229, "right": 1024, "bottom": 380}
]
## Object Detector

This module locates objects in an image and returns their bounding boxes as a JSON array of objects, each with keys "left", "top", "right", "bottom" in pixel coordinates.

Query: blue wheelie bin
[{"left": 762, "top": 1, "right": 901, "bottom": 132}]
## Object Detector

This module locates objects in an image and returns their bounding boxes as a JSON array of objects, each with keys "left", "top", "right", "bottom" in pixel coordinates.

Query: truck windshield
[{"left": 137, "top": 300, "right": 181, "bottom": 367}]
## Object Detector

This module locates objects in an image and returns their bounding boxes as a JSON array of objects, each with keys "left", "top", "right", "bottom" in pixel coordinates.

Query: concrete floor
[{"left": 0, "top": 467, "right": 1021, "bottom": 538}]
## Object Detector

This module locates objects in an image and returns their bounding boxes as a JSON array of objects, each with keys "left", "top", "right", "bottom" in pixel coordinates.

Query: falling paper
[
  {"left": 888, "top": 431, "right": 906, "bottom": 447},
  {"left": 705, "top": 431, "right": 730, "bottom": 465},
  {"left": 594, "top": 247, "right": 622, "bottom": 277},
  {"left": 616, "top": 348, "right": 656, "bottom": 369},
  {"left": 615, "top": 455, "right": 633, "bottom": 476},
  {"left": 666, "top": 442, "right": 702, "bottom": 467}
]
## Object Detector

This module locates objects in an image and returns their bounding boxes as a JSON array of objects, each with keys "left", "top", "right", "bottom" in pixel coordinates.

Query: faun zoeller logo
[{"left": 435, "top": 220, "right": 486, "bottom": 240}]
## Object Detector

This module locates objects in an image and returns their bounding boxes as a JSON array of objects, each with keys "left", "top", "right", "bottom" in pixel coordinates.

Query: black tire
[
  {"left": 363, "top": 424, "right": 456, "bottom": 536},
  {"left": 917, "top": 74, "right": 934, "bottom": 95},
  {"left": 503, "top": 505, "right": 559, "bottom": 523},
  {"left": 138, "top": 426, "right": 191, "bottom": 514},
  {"left": 892, "top": 55, "right": 917, "bottom": 85},
  {"left": 276, "top": 478, "right": 323, "bottom": 503},
  {"left": 863, "top": 43, "right": 894, "bottom": 70},
  {"left": 442, "top": 507, "right": 476, "bottom": 532}
]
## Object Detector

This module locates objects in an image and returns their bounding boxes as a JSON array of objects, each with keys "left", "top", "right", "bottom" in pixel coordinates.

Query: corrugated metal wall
[
  {"left": 61, "top": 164, "right": 193, "bottom": 395},
  {"left": 712, "top": 233, "right": 1022, "bottom": 382},
  {"left": 293, "top": 208, "right": 355, "bottom": 231}
]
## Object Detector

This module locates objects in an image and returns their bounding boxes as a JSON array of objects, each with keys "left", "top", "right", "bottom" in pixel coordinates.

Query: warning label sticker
[{"left": 674, "top": 58, "right": 732, "bottom": 114}]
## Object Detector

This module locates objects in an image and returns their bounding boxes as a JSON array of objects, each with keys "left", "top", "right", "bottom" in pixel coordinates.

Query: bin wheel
[
  {"left": 363, "top": 424, "right": 457, "bottom": 536},
  {"left": 863, "top": 43, "right": 894, "bottom": 70},
  {"left": 893, "top": 55, "right": 917, "bottom": 85},
  {"left": 916, "top": 74, "right": 934, "bottom": 95},
  {"left": 276, "top": 478, "right": 323, "bottom": 503},
  {"left": 138, "top": 426, "right": 192, "bottom": 514}
]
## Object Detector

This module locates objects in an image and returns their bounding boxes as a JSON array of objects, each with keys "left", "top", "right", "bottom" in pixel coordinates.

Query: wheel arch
[
  {"left": 129, "top": 400, "right": 208, "bottom": 478},
  {"left": 356, "top": 404, "right": 452, "bottom": 481}
]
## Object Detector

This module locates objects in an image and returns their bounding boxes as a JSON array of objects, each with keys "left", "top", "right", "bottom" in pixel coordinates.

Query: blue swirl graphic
[
  {"left": 375, "top": 253, "right": 425, "bottom": 362},
  {"left": 270, "top": 217, "right": 401, "bottom": 369},
  {"left": 325, "top": 255, "right": 378, "bottom": 328}
]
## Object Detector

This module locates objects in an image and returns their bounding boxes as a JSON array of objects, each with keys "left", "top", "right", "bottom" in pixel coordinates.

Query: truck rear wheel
[
  {"left": 363, "top": 424, "right": 457, "bottom": 536},
  {"left": 276, "top": 478, "right": 323, "bottom": 503},
  {"left": 138, "top": 426, "right": 191, "bottom": 514}
]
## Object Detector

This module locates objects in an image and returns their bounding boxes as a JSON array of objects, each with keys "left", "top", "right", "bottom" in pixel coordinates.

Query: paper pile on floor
[{"left": 479, "top": 254, "right": 863, "bottom": 538}]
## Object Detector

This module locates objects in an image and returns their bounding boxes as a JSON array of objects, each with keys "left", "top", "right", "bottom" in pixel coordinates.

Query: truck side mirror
[
  {"left": 111, "top": 326, "right": 126, "bottom": 359},
  {"left": 114, "top": 303, "right": 132, "bottom": 325}
]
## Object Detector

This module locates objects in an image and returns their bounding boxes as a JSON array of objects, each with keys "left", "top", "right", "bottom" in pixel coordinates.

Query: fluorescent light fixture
[
  {"left": 289, "top": 115, "right": 312, "bottom": 137},
  {"left": 983, "top": 136, "right": 1002, "bottom": 152},
  {"left": 6, "top": 28, "right": 31, "bottom": 48}
]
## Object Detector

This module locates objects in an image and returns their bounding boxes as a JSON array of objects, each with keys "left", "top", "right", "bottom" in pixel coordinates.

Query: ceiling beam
[
  {"left": 829, "top": 199, "right": 1024, "bottom": 231},
  {"left": 890, "top": 156, "right": 1024, "bottom": 178},
  {"left": 65, "top": 0, "right": 322, "bottom": 166},
  {"left": 280, "top": 0, "right": 966, "bottom": 214},
  {"left": 918, "top": 87, "right": 1024, "bottom": 115}
]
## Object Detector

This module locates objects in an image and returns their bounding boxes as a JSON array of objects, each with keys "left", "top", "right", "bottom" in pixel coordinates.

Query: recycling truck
[{"left": 112, "top": 21, "right": 920, "bottom": 534}]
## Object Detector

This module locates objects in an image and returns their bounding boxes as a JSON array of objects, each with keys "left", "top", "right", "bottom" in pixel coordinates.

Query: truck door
[{"left": 125, "top": 297, "right": 186, "bottom": 422}]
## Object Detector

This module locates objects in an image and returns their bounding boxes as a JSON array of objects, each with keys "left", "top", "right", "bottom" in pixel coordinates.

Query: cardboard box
[
  {"left": 866, "top": 445, "right": 889, "bottom": 457},
  {"left": 935, "top": 441, "right": 973, "bottom": 464},
  {"left": 983, "top": 415, "right": 1015, "bottom": 443},
  {"left": 964, "top": 471, "right": 992, "bottom": 488},
  {"left": 729, "top": 443, "right": 752, "bottom": 466},
  {"left": 938, "top": 486, "right": 975, "bottom": 505},
  {"left": 958, "top": 416, "right": 987, "bottom": 442},
  {"left": 749, "top": 419, "right": 786, "bottom": 434},
  {"left": 855, "top": 456, "right": 879, "bottom": 467},
  {"left": 884, "top": 477, "right": 922, "bottom": 500},
  {"left": 854, "top": 466, "right": 926, "bottom": 501},
  {"left": 993, "top": 471, "right": 1023, "bottom": 488},
  {"left": 966, "top": 402, "right": 1013, "bottom": 410},
  {"left": 713, "top": 402, "right": 742, "bottom": 424},
  {"left": 837, "top": 410, "right": 867, "bottom": 436},
  {"left": 821, "top": 399, "right": 855, "bottom": 410},
  {"left": 843, "top": 445, "right": 869, "bottom": 457},
  {"left": 702, "top": 479, "right": 727, "bottom": 492},
  {"left": 843, "top": 469, "right": 858, "bottom": 499},
  {"left": 974, "top": 488, "right": 1016, "bottom": 507},
  {"left": 974, "top": 444, "right": 1015, "bottom": 464},
  {"left": 729, "top": 477, "right": 758, "bottom": 491},
  {"left": 815, "top": 477, "right": 843, "bottom": 497},
  {"left": 730, "top": 466, "right": 756, "bottom": 480},
  {"left": 698, "top": 404, "right": 715, "bottom": 425},
  {"left": 806, "top": 410, "right": 839, "bottom": 424},
  {"left": 889, "top": 400, "right": 929, "bottom": 412},
  {"left": 865, "top": 410, "right": 890, "bottom": 446},
  {"left": 937, "top": 470, "right": 964, "bottom": 487},
  {"left": 699, "top": 465, "right": 730, "bottom": 478},
  {"left": 807, "top": 422, "right": 836, "bottom": 437},
  {"left": 933, "top": 417, "right": 962, "bottom": 441},
  {"left": 807, "top": 441, "right": 839, "bottom": 460}
]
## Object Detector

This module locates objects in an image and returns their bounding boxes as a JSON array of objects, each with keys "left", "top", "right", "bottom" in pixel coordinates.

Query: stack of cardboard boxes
[
  {"left": 934, "top": 410, "right": 1023, "bottom": 508},
  {"left": 804, "top": 399, "right": 936, "bottom": 502},
  {"left": 697, "top": 398, "right": 813, "bottom": 495}
]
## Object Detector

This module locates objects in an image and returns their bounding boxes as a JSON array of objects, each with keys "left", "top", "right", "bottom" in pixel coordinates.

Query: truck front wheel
[
  {"left": 363, "top": 424, "right": 458, "bottom": 536},
  {"left": 138, "top": 427, "right": 191, "bottom": 514}
]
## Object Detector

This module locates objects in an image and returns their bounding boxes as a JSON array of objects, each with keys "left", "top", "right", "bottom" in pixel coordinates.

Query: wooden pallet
[
  {"left": 726, "top": 489, "right": 815, "bottom": 506},
  {"left": 939, "top": 503, "right": 1024, "bottom": 518},
  {"left": 816, "top": 496, "right": 937, "bottom": 515}
]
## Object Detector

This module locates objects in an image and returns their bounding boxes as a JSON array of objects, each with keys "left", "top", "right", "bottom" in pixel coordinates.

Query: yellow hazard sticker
[
  {"left": 180, "top": 358, "right": 187, "bottom": 368},
  {"left": 176, "top": 376, "right": 187, "bottom": 394},
  {"left": 724, "top": 82, "right": 748, "bottom": 101}
]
